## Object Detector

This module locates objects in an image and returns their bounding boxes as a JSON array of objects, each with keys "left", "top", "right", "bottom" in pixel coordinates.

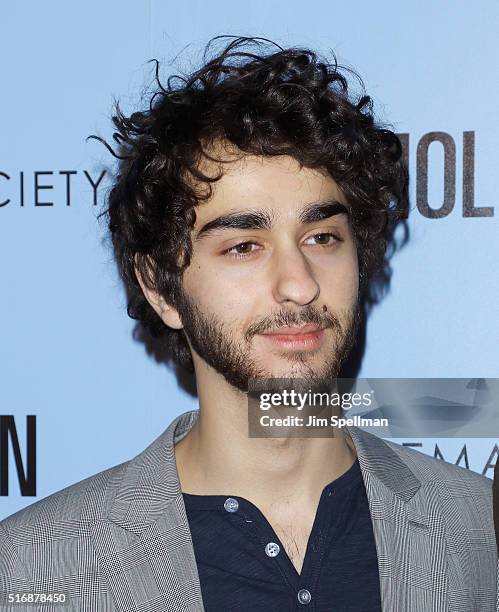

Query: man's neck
[{"left": 174, "top": 367, "right": 357, "bottom": 518}]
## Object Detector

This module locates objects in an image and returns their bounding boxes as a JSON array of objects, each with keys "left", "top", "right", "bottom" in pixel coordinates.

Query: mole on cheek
[{"left": 322, "top": 305, "right": 328, "bottom": 312}]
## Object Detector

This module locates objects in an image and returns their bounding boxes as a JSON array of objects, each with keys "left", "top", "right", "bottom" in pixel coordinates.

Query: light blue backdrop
[{"left": 1, "top": 1, "right": 498, "bottom": 519}]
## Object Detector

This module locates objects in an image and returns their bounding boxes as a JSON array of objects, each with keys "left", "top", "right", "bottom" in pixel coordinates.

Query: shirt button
[
  {"left": 297, "top": 588, "right": 312, "bottom": 605},
  {"left": 223, "top": 497, "right": 239, "bottom": 513},
  {"left": 265, "top": 542, "right": 280, "bottom": 557}
]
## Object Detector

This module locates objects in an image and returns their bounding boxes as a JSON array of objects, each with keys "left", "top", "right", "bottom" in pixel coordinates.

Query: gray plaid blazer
[{"left": 0, "top": 409, "right": 497, "bottom": 611}]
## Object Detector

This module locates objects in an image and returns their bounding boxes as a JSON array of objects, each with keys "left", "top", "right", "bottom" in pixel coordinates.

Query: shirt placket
[{"left": 221, "top": 487, "right": 335, "bottom": 611}]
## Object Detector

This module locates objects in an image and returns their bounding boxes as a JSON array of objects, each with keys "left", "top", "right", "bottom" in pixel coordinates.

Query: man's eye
[
  {"left": 223, "top": 242, "right": 260, "bottom": 258},
  {"left": 304, "top": 232, "right": 341, "bottom": 246},
  {"left": 222, "top": 233, "right": 341, "bottom": 259}
]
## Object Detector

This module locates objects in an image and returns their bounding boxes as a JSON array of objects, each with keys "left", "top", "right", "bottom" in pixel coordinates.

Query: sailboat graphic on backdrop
[{"left": 346, "top": 378, "right": 498, "bottom": 438}]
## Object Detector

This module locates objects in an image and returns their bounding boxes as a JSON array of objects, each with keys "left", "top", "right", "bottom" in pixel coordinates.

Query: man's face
[{"left": 173, "top": 150, "right": 361, "bottom": 392}]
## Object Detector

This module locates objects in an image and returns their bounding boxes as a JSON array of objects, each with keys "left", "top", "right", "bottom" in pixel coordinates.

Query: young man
[{"left": 1, "top": 37, "right": 496, "bottom": 611}]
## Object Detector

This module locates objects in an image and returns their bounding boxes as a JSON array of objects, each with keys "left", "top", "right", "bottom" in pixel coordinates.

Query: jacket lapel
[
  {"left": 90, "top": 410, "right": 205, "bottom": 612},
  {"left": 345, "top": 424, "right": 449, "bottom": 610},
  {"left": 91, "top": 410, "right": 446, "bottom": 612}
]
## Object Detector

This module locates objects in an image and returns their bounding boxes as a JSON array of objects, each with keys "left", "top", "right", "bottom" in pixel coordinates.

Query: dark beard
[{"left": 174, "top": 289, "right": 362, "bottom": 393}]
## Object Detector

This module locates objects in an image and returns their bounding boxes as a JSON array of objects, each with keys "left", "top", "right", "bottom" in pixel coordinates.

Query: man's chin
[{"left": 246, "top": 357, "right": 340, "bottom": 382}]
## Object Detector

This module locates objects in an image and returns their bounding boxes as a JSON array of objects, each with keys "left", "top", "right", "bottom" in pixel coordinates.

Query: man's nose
[{"left": 270, "top": 244, "right": 320, "bottom": 306}]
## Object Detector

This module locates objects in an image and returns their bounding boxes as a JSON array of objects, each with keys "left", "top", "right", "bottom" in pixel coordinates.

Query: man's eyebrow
[
  {"left": 194, "top": 199, "right": 349, "bottom": 242},
  {"left": 298, "top": 199, "right": 350, "bottom": 223},
  {"left": 194, "top": 209, "right": 274, "bottom": 242}
]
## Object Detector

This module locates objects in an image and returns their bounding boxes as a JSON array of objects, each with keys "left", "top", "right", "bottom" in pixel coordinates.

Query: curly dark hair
[{"left": 95, "top": 35, "right": 409, "bottom": 373}]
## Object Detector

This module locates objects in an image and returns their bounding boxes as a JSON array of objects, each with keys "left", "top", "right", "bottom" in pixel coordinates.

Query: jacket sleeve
[{"left": 0, "top": 523, "right": 32, "bottom": 592}]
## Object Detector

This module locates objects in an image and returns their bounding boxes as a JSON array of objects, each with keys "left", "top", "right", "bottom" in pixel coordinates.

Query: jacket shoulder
[
  {"left": 0, "top": 460, "right": 134, "bottom": 593},
  {"left": 0, "top": 459, "right": 129, "bottom": 552}
]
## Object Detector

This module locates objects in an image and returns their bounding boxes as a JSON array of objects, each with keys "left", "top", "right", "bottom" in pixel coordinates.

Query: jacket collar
[
  {"left": 107, "top": 409, "right": 198, "bottom": 530},
  {"left": 344, "top": 421, "right": 422, "bottom": 502}
]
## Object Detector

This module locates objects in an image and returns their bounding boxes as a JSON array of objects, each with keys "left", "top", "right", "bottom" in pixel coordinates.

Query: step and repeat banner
[{"left": 1, "top": 1, "right": 498, "bottom": 519}]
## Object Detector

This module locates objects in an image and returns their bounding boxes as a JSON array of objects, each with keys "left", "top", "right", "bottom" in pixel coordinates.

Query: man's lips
[{"left": 256, "top": 324, "right": 326, "bottom": 349}]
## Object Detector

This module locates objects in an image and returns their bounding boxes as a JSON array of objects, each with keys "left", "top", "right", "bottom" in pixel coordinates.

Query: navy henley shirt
[{"left": 182, "top": 456, "right": 382, "bottom": 611}]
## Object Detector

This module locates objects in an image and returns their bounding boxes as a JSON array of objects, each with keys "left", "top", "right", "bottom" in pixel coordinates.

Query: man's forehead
[{"left": 195, "top": 141, "right": 344, "bottom": 194}]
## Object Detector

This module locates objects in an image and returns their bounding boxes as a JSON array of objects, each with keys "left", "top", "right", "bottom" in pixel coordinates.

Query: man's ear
[{"left": 133, "top": 254, "right": 183, "bottom": 330}]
